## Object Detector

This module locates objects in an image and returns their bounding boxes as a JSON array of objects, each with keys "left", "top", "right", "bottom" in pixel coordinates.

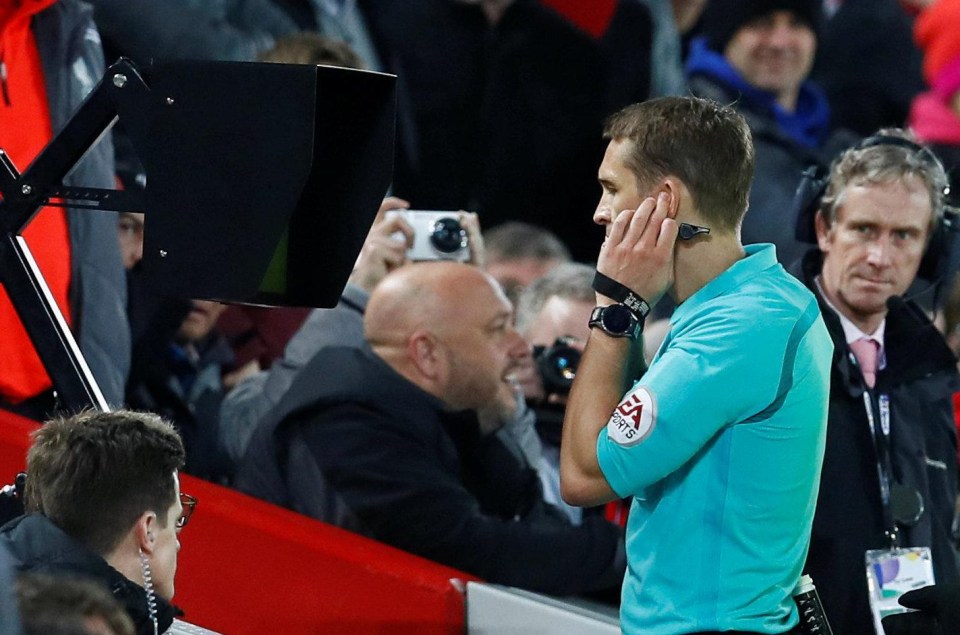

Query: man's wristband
[{"left": 592, "top": 271, "right": 651, "bottom": 321}]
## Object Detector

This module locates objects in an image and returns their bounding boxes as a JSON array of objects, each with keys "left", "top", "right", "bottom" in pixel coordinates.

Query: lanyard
[{"left": 861, "top": 388, "right": 899, "bottom": 547}]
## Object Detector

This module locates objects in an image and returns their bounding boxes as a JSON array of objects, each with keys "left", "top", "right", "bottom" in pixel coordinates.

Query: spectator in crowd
[
  {"left": 217, "top": 205, "right": 500, "bottom": 466},
  {"left": 635, "top": 0, "right": 686, "bottom": 97},
  {"left": 17, "top": 573, "right": 135, "bottom": 635},
  {"left": 561, "top": 96, "right": 833, "bottom": 634},
  {"left": 269, "top": 0, "right": 386, "bottom": 72},
  {"left": 908, "top": 0, "right": 960, "bottom": 190},
  {"left": 87, "top": 0, "right": 297, "bottom": 63},
  {"left": 541, "top": 0, "right": 655, "bottom": 108},
  {"left": 113, "top": 137, "right": 239, "bottom": 483},
  {"left": 235, "top": 262, "right": 625, "bottom": 596},
  {"left": 126, "top": 300, "right": 236, "bottom": 483},
  {"left": 112, "top": 126, "right": 146, "bottom": 279},
  {"left": 0, "top": 410, "right": 190, "bottom": 635},
  {"left": 361, "top": 0, "right": 638, "bottom": 261},
  {"left": 672, "top": 0, "right": 707, "bottom": 35},
  {"left": 115, "top": 203, "right": 198, "bottom": 418},
  {"left": 812, "top": 0, "right": 925, "bottom": 138},
  {"left": 796, "top": 130, "right": 960, "bottom": 635},
  {"left": 513, "top": 262, "right": 602, "bottom": 524},
  {"left": 909, "top": 2, "right": 960, "bottom": 331},
  {"left": 0, "top": 0, "right": 129, "bottom": 418},
  {"left": 117, "top": 213, "right": 145, "bottom": 272},
  {"left": 219, "top": 205, "right": 548, "bottom": 480},
  {"left": 258, "top": 31, "right": 363, "bottom": 67},
  {"left": 686, "top": 0, "right": 857, "bottom": 268},
  {"left": 111, "top": 134, "right": 182, "bottom": 366},
  {"left": 215, "top": 34, "right": 367, "bottom": 376},
  {"left": 482, "top": 221, "right": 572, "bottom": 305}
]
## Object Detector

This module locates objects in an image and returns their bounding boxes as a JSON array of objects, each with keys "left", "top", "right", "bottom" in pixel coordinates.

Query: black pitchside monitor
[{"left": 130, "top": 60, "right": 396, "bottom": 307}]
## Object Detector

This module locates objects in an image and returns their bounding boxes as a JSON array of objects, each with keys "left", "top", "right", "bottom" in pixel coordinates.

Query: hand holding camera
[
  {"left": 384, "top": 210, "right": 485, "bottom": 264},
  {"left": 349, "top": 197, "right": 413, "bottom": 292}
]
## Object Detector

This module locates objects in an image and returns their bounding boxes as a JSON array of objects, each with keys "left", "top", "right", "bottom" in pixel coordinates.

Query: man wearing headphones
[{"left": 796, "top": 129, "right": 960, "bottom": 635}]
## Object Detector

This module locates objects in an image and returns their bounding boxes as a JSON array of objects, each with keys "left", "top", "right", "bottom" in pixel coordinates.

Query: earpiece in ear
[{"left": 678, "top": 223, "right": 710, "bottom": 241}]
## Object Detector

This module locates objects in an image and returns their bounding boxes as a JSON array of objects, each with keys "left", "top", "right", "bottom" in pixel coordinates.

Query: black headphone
[{"left": 792, "top": 135, "right": 958, "bottom": 284}]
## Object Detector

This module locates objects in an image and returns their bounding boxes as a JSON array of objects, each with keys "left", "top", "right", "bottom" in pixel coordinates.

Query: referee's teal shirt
[{"left": 597, "top": 244, "right": 833, "bottom": 634}]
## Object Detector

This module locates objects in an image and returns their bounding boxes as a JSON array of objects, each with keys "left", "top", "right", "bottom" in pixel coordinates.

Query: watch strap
[{"left": 592, "top": 271, "right": 651, "bottom": 321}]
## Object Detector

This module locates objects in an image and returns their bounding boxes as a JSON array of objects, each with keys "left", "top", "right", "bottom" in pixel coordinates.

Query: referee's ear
[{"left": 657, "top": 177, "right": 686, "bottom": 219}]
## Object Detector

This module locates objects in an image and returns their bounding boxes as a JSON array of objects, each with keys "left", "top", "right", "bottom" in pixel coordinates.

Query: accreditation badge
[{"left": 865, "top": 547, "right": 934, "bottom": 634}]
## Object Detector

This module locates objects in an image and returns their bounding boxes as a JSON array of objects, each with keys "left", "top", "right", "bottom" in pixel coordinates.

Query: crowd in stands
[{"left": 3, "top": 0, "right": 960, "bottom": 633}]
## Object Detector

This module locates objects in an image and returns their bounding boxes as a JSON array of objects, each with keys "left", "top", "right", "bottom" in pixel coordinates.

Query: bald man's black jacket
[{"left": 236, "top": 344, "right": 624, "bottom": 595}]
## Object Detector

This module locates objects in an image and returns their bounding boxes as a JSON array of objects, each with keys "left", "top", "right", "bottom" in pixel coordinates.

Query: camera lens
[
  {"left": 534, "top": 338, "right": 581, "bottom": 396},
  {"left": 429, "top": 217, "right": 468, "bottom": 254}
]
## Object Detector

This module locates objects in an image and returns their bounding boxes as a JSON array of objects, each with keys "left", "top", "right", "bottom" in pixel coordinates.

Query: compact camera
[{"left": 385, "top": 210, "right": 470, "bottom": 262}]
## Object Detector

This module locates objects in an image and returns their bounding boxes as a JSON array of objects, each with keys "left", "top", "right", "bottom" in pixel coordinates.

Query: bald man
[
  {"left": 363, "top": 262, "right": 521, "bottom": 417},
  {"left": 236, "top": 262, "right": 625, "bottom": 595}
]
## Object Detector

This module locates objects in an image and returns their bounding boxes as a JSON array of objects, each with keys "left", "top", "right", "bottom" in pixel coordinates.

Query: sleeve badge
[{"left": 606, "top": 386, "right": 656, "bottom": 447}]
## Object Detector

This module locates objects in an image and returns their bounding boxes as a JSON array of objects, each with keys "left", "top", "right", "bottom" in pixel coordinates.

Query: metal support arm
[{"left": 0, "top": 58, "right": 148, "bottom": 413}]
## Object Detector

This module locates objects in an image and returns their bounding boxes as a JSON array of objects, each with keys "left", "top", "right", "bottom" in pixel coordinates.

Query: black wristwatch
[{"left": 589, "top": 304, "right": 643, "bottom": 340}]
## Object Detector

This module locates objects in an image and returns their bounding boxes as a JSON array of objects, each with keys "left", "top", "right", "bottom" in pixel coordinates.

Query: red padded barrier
[{"left": 0, "top": 410, "right": 476, "bottom": 634}]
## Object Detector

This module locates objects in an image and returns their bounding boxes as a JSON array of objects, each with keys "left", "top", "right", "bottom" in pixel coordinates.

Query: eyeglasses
[{"left": 177, "top": 492, "right": 197, "bottom": 530}]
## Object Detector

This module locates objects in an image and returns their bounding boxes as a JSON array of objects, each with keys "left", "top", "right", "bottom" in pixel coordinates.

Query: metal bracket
[{"left": 0, "top": 57, "right": 149, "bottom": 412}]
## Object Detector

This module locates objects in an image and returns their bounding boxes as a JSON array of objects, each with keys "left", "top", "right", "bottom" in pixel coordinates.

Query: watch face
[{"left": 601, "top": 304, "right": 633, "bottom": 333}]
